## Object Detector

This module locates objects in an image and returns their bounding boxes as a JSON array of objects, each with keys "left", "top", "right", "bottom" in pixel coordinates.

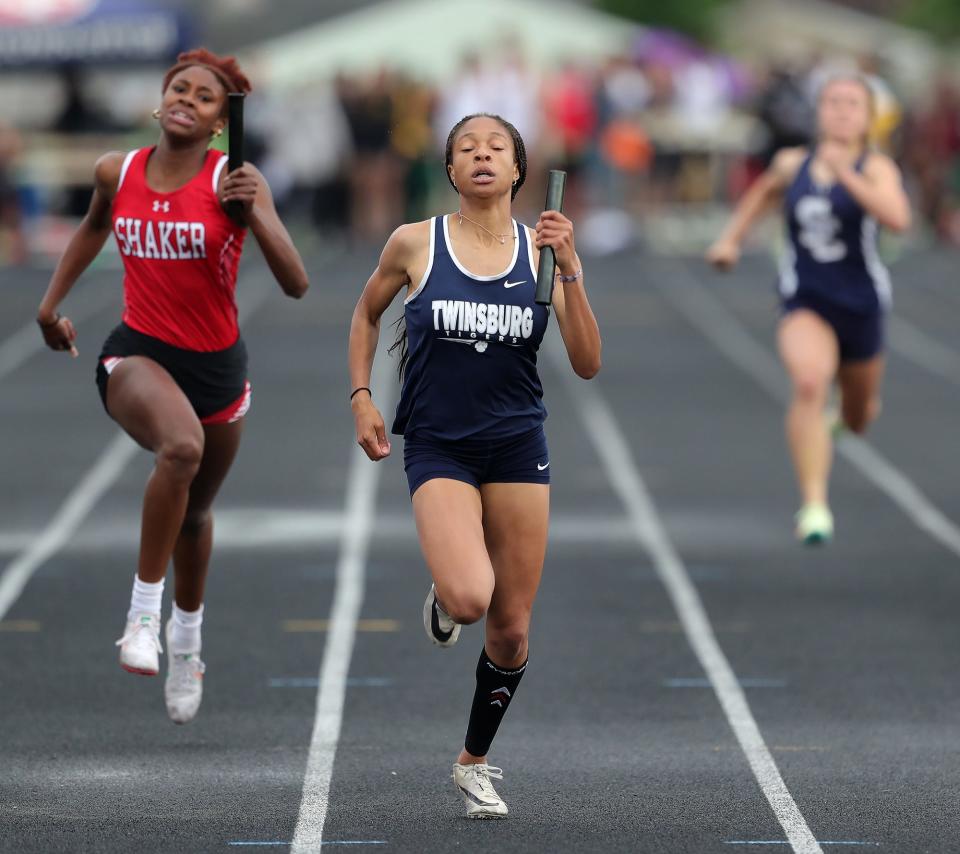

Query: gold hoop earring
[{"left": 152, "top": 108, "right": 161, "bottom": 120}]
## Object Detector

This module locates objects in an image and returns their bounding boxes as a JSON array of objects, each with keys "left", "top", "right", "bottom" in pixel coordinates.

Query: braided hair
[
  {"left": 444, "top": 112, "right": 528, "bottom": 200},
  {"left": 390, "top": 114, "right": 528, "bottom": 381}
]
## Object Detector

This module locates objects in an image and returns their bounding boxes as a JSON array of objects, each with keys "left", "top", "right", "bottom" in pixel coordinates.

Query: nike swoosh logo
[
  {"left": 431, "top": 598, "right": 453, "bottom": 642},
  {"left": 457, "top": 785, "right": 500, "bottom": 807},
  {"left": 504, "top": 280, "right": 526, "bottom": 289},
  {"left": 537, "top": 462, "right": 550, "bottom": 471}
]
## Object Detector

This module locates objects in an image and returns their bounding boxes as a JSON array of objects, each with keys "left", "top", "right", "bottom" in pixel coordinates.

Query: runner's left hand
[{"left": 535, "top": 211, "right": 577, "bottom": 276}]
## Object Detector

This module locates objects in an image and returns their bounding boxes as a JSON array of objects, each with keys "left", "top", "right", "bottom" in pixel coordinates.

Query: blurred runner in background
[{"left": 707, "top": 74, "right": 910, "bottom": 545}]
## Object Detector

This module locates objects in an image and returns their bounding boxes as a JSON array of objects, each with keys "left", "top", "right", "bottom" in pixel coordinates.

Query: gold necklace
[{"left": 457, "top": 210, "right": 515, "bottom": 245}]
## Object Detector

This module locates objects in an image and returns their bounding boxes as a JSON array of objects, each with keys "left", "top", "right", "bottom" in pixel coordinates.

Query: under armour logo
[
  {"left": 152, "top": 200, "right": 170, "bottom": 213},
  {"left": 489, "top": 687, "right": 511, "bottom": 708}
]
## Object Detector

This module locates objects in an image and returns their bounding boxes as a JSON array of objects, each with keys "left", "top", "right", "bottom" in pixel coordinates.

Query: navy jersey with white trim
[
  {"left": 392, "top": 215, "right": 549, "bottom": 441},
  {"left": 779, "top": 153, "right": 892, "bottom": 313}
]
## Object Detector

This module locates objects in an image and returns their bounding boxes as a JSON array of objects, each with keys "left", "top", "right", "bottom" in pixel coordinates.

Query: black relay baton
[
  {"left": 227, "top": 92, "right": 245, "bottom": 219},
  {"left": 534, "top": 169, "right": 567, "bottom": 306}
]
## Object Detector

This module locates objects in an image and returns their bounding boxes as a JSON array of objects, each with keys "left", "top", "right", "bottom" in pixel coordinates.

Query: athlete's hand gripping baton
[
  {"left": 227, "top": 92, "right": 245, "bottom": 220},
  {"left": 534, "top": 170, "right": 567, "bottom": 306}
]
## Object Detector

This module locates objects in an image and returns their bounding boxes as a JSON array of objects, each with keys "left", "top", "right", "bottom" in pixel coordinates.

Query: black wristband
[
  {"left": 350, "top": 386, "right": 371, "bottom": 401},
  {"left": 37, "top": 312, "right": 61, "bottom": 329}
]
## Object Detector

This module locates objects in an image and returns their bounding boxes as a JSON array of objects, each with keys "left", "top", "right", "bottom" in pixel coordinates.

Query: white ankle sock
[
  {"left": 169, "top": 603, "right": 203, "bottom": 654},
  {"left": 127, "top": 574, "right": 163, "bottom": 622}
]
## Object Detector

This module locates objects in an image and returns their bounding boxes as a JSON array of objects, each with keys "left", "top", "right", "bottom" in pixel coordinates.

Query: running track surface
[{"left": 2, "top": 241, "right": 959, "bottom": 854}]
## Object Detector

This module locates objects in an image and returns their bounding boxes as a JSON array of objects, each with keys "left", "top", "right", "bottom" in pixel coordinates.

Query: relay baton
[
  {"left": 534, "top": 170, "right": 567, "bottom": 306},
  {"left": 227, "top": 92, "right": 245, "bottom": 219}
]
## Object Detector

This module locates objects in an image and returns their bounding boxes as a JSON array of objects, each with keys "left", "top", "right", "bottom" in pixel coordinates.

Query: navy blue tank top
[
  {"left": 392, "top": 215, "right": 549, "bottom": 441},
  {"left": 780, "top": 152, "right": 891, "bottom": 313}
]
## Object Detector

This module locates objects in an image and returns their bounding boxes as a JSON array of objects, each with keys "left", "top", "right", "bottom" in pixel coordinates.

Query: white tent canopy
[
  {"left": 248, "top": 0, "right": 639, "bottom": 89},
  {"left": 719, "top": 0, "right": 938, "bottom": 98}
]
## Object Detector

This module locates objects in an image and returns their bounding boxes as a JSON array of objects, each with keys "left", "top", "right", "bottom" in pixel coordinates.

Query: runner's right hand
[
  {"left": 353, "top": 398, "right": 391, "bottom": 461},
  {"left": 705, "top": 239, "right": 740, "bottom": 272},
  {"left": 38, "top": 314, "right": 79, "bottom": 357}
]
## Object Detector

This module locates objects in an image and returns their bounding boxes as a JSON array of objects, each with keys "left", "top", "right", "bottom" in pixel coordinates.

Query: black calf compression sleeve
[{"left": 464, "top": 648, "right": 528, "bottom": 758}]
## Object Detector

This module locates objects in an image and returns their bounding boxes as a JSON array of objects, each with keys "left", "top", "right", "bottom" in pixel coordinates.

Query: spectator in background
[
  {"left": 543, "top": 62, "right": 598, "bottom": 216},
  {"left": 340, "top": 69, "right": 402, "bottom": 241},
  {"left": 496, "top": 43, "right": 542, "bottom": 155},
  {"left": 857, "top": 54, "right": 902, "bottom": 153},
  {"left": 54, "top": 63, "right": 116, "bottom": 217},
  {"left": 0, "top": 122, "right": 26, "bottom": 265},
  {"left": 254, "top": 81, "right": 351, "bottom": 233},
  {"left": 673, "top": 57, "right": 731, "bottom": 137},
  {"left": 436, "top": 53, "right": 490, "bottom": 151},
  {"left": 494, "top": 44, "right": 543, "bottom": 216},
  {"left": 755, "top": 61, "right": 815, "bottom": 166},
  {"left": 902, "top": 73, "right": 960, "bottom": 243},
  {"left": 390, "top": 75, "right": 437, "bottom": 223},
  {"left": 593, "top": 55, "right": 653, "bottom": 211}
]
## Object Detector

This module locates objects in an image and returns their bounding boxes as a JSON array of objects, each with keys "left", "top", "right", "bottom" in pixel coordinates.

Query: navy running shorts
[
  {"left": 782, "top": 294, "right": 884, "bottom": 362},
  {"left": 403, "top": 425, "right": 550, "bottom": 497}
]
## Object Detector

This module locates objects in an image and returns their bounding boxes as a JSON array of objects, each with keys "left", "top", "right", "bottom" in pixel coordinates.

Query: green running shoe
[
  {"left": 825, "top": 406, "right": 847, "bottom": 438},
  {"left": 795, "top": 502, "right": 834, "bottom": 545}
]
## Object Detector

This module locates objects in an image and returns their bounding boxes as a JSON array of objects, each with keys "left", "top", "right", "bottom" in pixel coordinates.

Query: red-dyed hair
[{"left": 161, "top": 48, "right": 252, "bottom": 103}]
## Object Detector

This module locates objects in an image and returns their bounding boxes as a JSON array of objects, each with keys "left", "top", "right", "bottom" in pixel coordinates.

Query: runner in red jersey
[{"left": 37, "top": 48, "right": 309, "bottom": 724}]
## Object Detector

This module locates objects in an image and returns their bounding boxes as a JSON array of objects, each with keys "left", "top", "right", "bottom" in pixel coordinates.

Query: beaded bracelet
[{"left": 559, "top": 269, "right": 583, "bottom": 283}]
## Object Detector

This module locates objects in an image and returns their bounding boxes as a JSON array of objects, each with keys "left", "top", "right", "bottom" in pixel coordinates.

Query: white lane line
[
  {"left": 0, "top": 283, "right": 118, "bottom": 384},
  {"left": 211, "top": 510, "right": 633, "bottom": 547},
  {"left": 888, "top": 314, "right": 960, "bottom": 387},
  {"left": 547, "top": 341, "right": 823, "bottom": 854},
  {"left": 0, "top": 431, "right": 138, "bottom": 621},
  {"left": 664, "top": 678, "right": 788, "bottom": 689},
  {"left": 0, "top": 272, "right": 272, "bottom": 622},
  {"left": 269, "top": 677, "right": 394, "bottom": 689},
  {"left": 291, "top": 349, "right": 394, "bottom": 854},
  {"left": 659, "top": 262, "right": 960, "bottom": 561},
  {"left": 230, "top": 844, "right": 387, "bottom": 848},
  {"left": 724, "top": 844, "right": 879, "bottom": 848},
  {"left": 0, "top": 512, "right": 641, "bottom": 556}
]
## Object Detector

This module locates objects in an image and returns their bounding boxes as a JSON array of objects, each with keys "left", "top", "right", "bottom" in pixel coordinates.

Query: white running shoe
[
  {"left": 423, "top": 584, "right": 461, "bottom": 648},
  {"left": 452, "top": 763, "right": 508, "bottom": 819},
  {"left": 164, "top": 619, "right": 205, "bottom": 725},
  {"left": 795, "top": 501, "right": 834, "bottom": 546},
  {"left": 116, "top": 612, "right": 162, "bottom": 675}
]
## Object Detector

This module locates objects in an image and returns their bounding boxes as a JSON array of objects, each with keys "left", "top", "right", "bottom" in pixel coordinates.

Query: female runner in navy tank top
[
  {"left": 37, "top": 49, "right": 309, "bottom": 724},
  {"left": 707, "top": 74, "right": 910, "bottom": 544},
  {"left": 348, "top": 114, "right": 601, "bottom": 818}
]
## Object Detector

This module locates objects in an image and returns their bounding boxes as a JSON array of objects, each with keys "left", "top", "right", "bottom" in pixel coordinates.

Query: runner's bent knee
[
  {"left": 791, "top": 370, "right": 830, "bottom": 405},
  {"left": 436, "top": 581, "right": 492, "bottom": 625},
  {"left": 156, "top": 434, "right": 204, "bottom": 482}
]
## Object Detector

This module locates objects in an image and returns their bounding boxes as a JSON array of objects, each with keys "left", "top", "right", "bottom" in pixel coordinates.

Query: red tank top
[{"left": 111, "top": 146, "right": 246, "bottom": 351}]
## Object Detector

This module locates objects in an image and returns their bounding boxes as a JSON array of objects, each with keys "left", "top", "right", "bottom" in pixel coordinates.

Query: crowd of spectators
[{"left": 3, "top": 37, "right": 960, "bottom": 263}]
